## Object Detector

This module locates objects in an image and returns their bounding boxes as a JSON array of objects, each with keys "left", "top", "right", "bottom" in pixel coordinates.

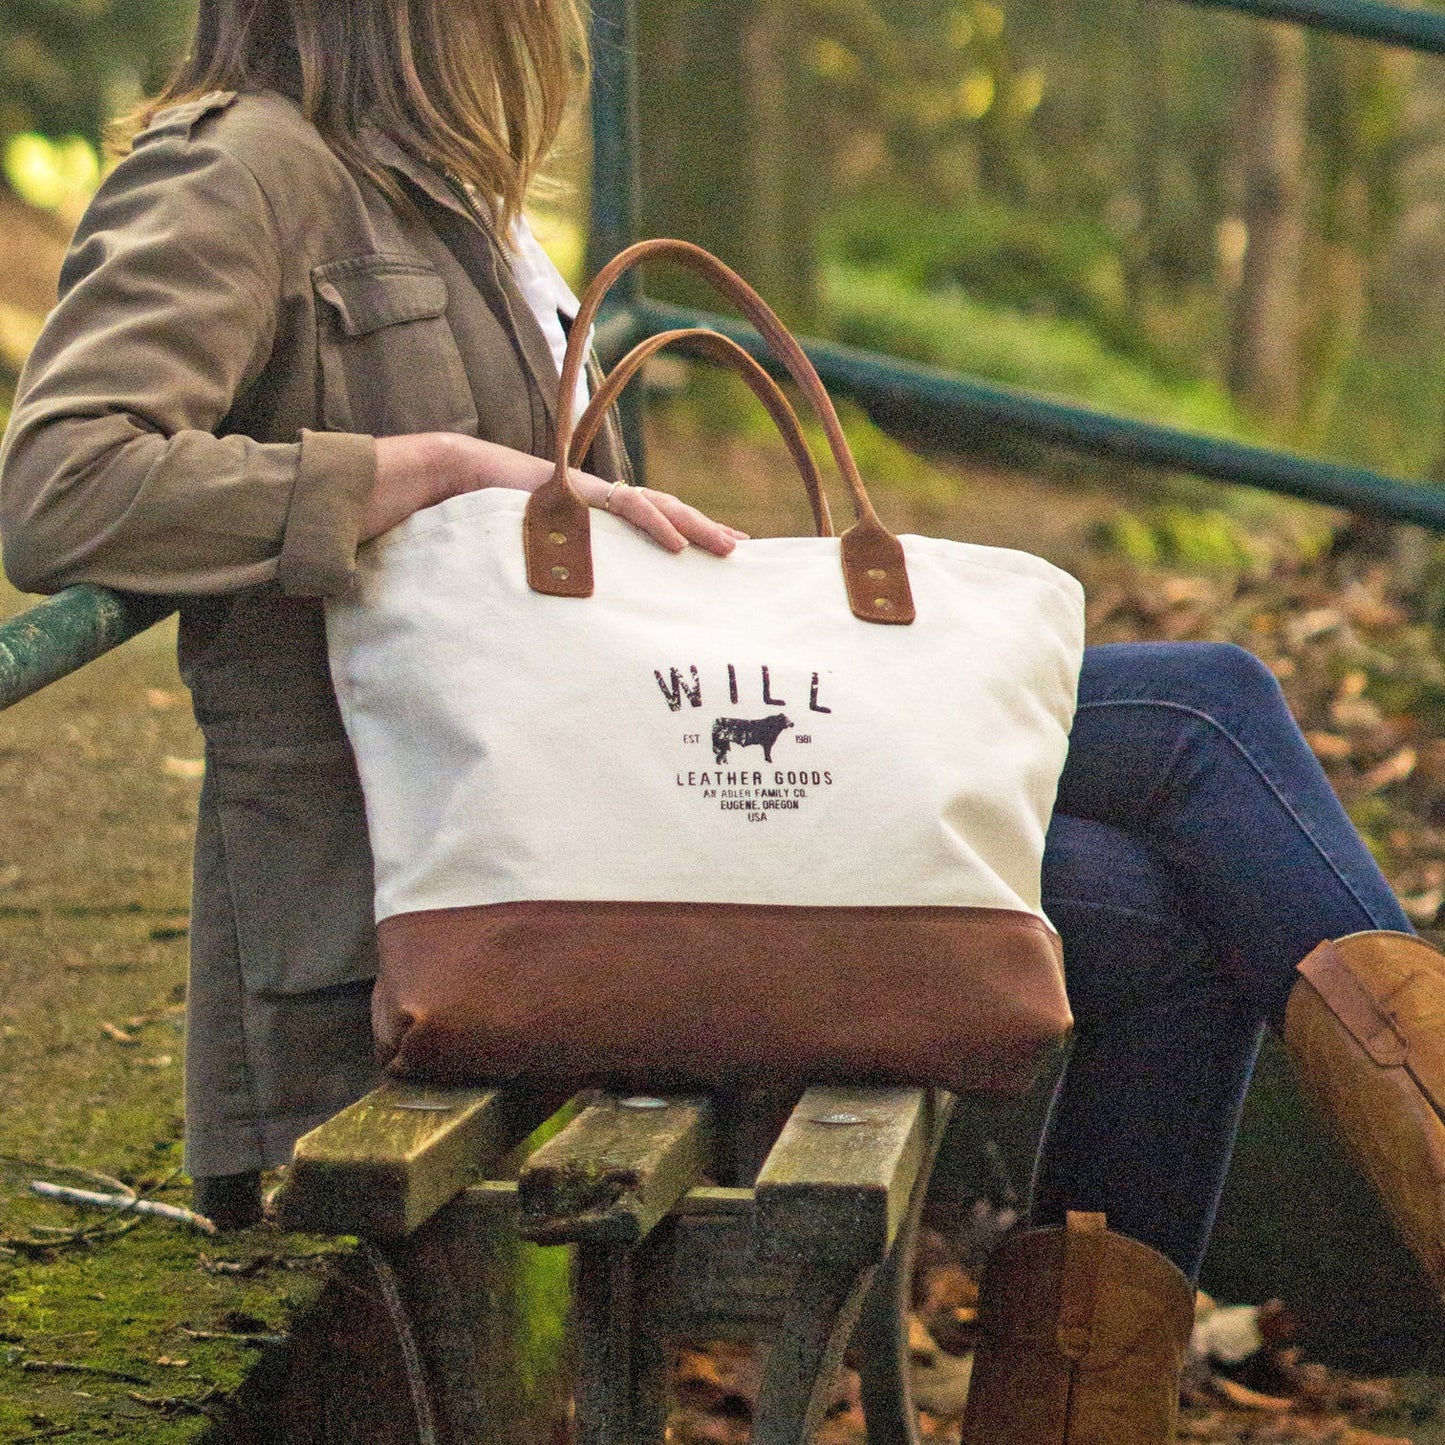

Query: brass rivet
[
  {"left": 549, "top": 530, "right": 567, "bottom": 545},
  {"left": 874, "top": 597, "right": 893, "bottom": 610},
  {"left": 552, "top": 566, "right": 570, "bottom": 582},
  {"left": 867, "top": 568, "right": 887, "bottom": 581}
]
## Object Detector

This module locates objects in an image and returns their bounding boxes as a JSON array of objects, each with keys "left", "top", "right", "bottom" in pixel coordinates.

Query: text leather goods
[{"left": 325, "top": 239, "right": 1084, "bottom": 1094}]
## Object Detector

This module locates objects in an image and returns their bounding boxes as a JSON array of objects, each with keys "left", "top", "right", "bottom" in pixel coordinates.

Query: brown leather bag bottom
[{"left": 372, "top": 900, "right": 1072, "bottom": 1094}]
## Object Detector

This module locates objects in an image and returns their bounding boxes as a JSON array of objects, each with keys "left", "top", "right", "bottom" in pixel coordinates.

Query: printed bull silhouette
[{"left": 712, "top": 713, "right": 793, "bottom": 764}]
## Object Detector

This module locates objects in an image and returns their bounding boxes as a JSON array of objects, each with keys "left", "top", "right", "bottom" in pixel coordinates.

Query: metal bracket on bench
[
  {"left": 751, "top": 1086, "right": 948, "bottom": 1445},
  {"left": 516, "top": 1093, "right": 717, "bottom": 1445},
  {"left": 856, "top": 1091, "right": 957, "bottom": 1445}
]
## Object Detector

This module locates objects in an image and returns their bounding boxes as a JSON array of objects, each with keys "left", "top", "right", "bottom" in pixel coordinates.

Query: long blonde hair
[{"left": 135, "top": 0, "right": 588, "bottom": 228}]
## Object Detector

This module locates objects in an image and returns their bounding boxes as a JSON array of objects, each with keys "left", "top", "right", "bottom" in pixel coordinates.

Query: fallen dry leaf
[
  {"left": 1330, "top": 695, "right": 1385, "bottom": 733},
  {"left": 1286, "top": 607, "right": 1345, "bottom": 648},
  {"left": 918, "top": 1262, "right": 977, "bottom": 1316},
  {"left": 1401, "top": 885, "right": 1443, "bottom": 924},
  {"left": 1211, "top": 1375, "right": 1293, "bottom": 1412},
  {"left": 1360, "top": 747, "right": 1417, "bottom": 792},
  {"left": 908, "top": 1316, "right": 974, "bottom": 1421},
  {"left": 1306, "top": 731, "right": 1354, "bottom": 762}
]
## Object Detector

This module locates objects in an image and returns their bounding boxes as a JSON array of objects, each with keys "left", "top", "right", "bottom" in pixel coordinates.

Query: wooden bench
[{"left": 268, "top": 1079, "right": 953, "bottom": 1444}]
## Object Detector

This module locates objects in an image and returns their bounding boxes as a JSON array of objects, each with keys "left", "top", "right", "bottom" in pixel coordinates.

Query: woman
[
  {"left": 0, "top": 0, "right": 736, "bottom": 1204},
  {"left": 0, "top": 3, "right": 1440, "bottom": 1440}
]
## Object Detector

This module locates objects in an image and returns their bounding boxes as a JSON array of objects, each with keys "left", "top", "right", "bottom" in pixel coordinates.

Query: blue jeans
[{"left": 1031, "top": 642, "right": 1411, "bottom": 1281}]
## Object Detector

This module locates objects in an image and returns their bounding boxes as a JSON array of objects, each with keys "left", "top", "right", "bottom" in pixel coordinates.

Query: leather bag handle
[
  {"left": 524, "top": 239, "right": 915, "bottom": 625},
  {"left": 570, "top": 327, "right": 833, "bottom": 539}
]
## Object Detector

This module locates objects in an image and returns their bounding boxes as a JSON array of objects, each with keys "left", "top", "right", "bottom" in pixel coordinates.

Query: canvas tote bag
[{"left": 326, "top": 239, "right": 1083, "bottom": 1094}]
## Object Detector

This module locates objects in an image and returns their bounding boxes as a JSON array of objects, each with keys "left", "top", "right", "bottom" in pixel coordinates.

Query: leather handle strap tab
[
  {"left": 571, "top": 328, "right": 834, "bottom": 539},
  {"left": 524, "top": 239, "right": 914, "bottom": 624}
]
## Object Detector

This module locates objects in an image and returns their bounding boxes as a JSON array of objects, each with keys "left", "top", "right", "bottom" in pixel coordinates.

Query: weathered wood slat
[
  {"left": 460, "top": 1180, "right": 753, "bottom": 1219},
  {"left": 277, "top": 1083, "right": 561, "bottom": 1239},
  {"left": 466, "top": 1180, "right": 793, "bottom": 1342},
  {"left": 517, "top": 1095, "right": 715, "bottom": 1245},
  {"left": 653, "top": 1207, "right": 798, "bottom": 1341},
  {"left": 674, "top": 1185, "right": 754, "bottom": 1215},
  {"left": 753, "top": 1086, "right": 936, "bottom": 1270}
]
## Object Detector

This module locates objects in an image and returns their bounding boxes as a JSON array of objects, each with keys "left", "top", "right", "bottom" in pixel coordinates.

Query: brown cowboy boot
[
  {"left": 1284, "top": 930, "right": 1445, "bottom": 1293},
  {"left": 959, "top": 1211, "right": 1195, "bottom": 1445}
]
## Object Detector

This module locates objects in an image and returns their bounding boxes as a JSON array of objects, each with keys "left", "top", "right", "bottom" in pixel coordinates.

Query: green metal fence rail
[
  {"left": 0, "top": 587, "right": 173, "bottom": 710},
  {"left": 633, "top": 296, "right": 1445, "bottom": 531},
  {"left": 1188, "top": 0, "right": 1445, "bottom": 54},
  {"left": 3, "top": 0, "right": 1444, "bottom": 711},
  {"left": 586, "top": 0, "right": 1445, "bottom": 532}
]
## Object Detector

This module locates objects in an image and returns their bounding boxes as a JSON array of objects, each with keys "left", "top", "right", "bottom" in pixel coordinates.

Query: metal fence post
[{"left": 588, "top": 0, "right": 648, "bottom": 478}]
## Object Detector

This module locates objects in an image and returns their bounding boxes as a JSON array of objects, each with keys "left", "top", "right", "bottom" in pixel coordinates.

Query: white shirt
[{"left": 506, "top": 214, "right": 592, "bottom": 426}]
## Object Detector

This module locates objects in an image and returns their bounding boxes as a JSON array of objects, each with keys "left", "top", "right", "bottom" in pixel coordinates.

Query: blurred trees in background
[
  {"left": 5, "top": 1, "right": 1445, "bottom": 480},
  {"left": 0, "top": 0, "right": 190, "bottom": 169},
  {"left": 637, "top": 0, "right": 1445, "bottom": 480},
  {"left": 0, "top": 0, "right": 190, "bottom": 389},
  {"left": 1, "top": 0, "right": 186, "bottom": 138}
]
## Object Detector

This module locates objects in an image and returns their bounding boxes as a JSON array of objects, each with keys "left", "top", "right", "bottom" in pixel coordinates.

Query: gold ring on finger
[{"left": 603, "top": 480, "right": 628, "bottom": 513}]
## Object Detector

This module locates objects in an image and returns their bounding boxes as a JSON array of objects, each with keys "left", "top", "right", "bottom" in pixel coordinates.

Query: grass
[{"left": 820, "top": 261, "right": 1251, "bottom": 439}]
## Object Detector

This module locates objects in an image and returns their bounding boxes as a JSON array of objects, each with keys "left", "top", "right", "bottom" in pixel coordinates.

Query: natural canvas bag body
[{"left": 326, "top": 239, "right": 1083, "bottom": 1093}]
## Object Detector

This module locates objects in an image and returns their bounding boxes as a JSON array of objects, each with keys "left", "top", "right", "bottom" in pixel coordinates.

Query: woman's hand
[{"left": 364, "top": 432, "right": 747, "bottom": 555}]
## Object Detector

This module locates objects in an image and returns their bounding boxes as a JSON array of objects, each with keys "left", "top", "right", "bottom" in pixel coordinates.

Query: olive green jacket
[{"left": 0, "top": 90, "right": 627, "bottom": 1175}]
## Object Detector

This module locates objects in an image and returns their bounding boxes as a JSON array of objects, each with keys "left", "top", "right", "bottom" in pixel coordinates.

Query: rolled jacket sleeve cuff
[{"left": 276, "top": 429, "right": 377, "bottom": 597}]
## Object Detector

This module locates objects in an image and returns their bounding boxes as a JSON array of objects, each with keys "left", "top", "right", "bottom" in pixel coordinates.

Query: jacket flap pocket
[{"left": 313, "top": 256, "right": 449, "bottom": 336}]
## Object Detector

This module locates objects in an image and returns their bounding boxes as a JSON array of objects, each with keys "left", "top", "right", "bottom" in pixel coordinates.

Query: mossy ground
[{"left": 0, "top": 582, "right": 351, "bottom": 1442}]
